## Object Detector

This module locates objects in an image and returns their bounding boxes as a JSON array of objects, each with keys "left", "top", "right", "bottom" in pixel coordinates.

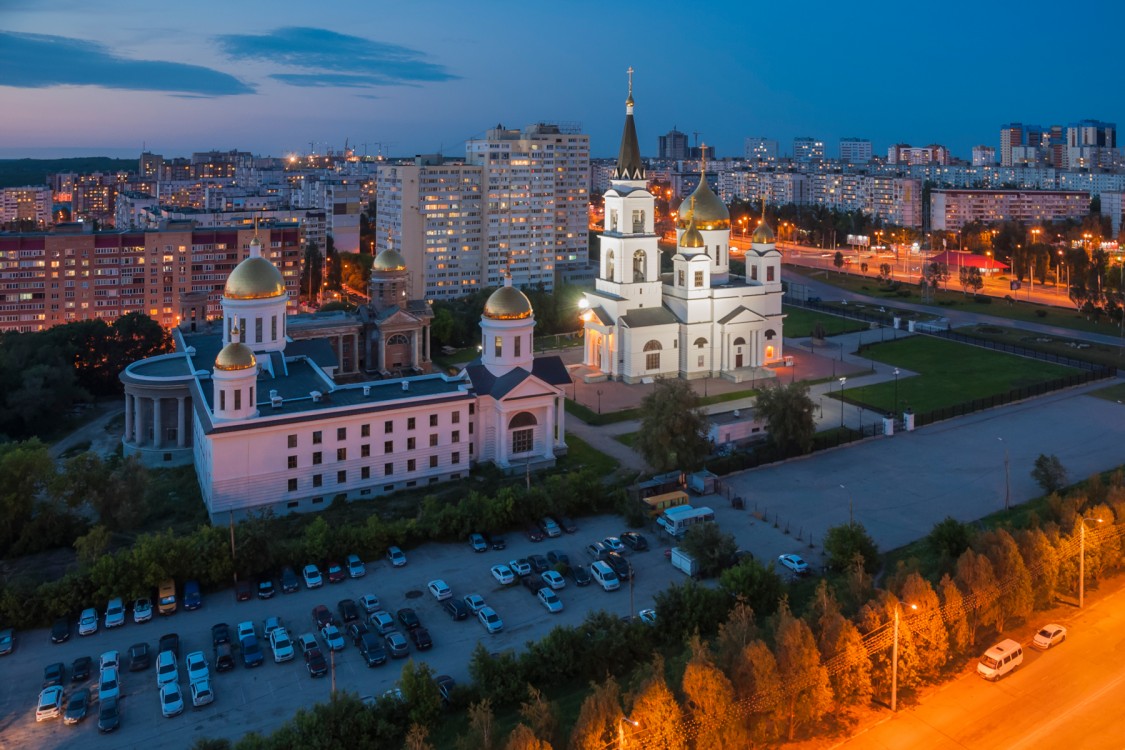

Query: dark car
[
  {"left": 409, "top": 626, "right": 433, "bottom": 650},
  {"left": 521, "top": 574, "right": 544, "bottom": 594},
  {"left": 435, "top": 674, "right": 456, "bottom": 705},
  {"left": 547, "top": 550, "right": 571, "bottom": 570},
  {"left": 558, "top": 516, "right": 578, "bottom": 534},
  {"left": 234, "top": 580, "right": 252, "bottom": 602},
  {"left": 159, "top": 633, "right": 180, "bottom": 658},
  {"left": 97, "top": 696, "right": 120, "bottom": 733},
  {"left": 586, "top": 541, "right": 610, "bottom": 561},
  {"left": 570, "top": 563, "right": 592, "bottom": 587},
  {"left": 443, "top": 598, "right": 469, "bottom": 621},
  {"left": 528, "top": 554, "right": 550, "bottom": 574},
  {"left": 486, "top": 532, "right": 506, "bottom": 550},
  {"left": 359, "top": 632, "right": 387, "bottom": 666},
  {"left": 257, "top": 578, "right": 276, "bottom": 600},
  {"left": 346, "top": 621, "right": 369, "bottom": 646},
  {"left": 337, "top": 599, "right": 360, "bottom": 624},
  {"left": 312, "top": 605, "right": 334, "bottom": 629},
  {"left": 64, "top": 687, "right": 90, "bottom": 725},
  {"left": 621, "top": 531, "right": 649, "bottom": 551},
  {"left": 280, "top": 566, "right": 300, "bottom": 594},
  {"left": 605, "top": 551, "right": 633, "bottom": 581},
  {"left": 524, "top": 524, "right": 545, "bottom": 543},
  {"left": 128, "top": 642, "right": 151, "bottom": 672},
  {"left": 183, "top": 579, "right": 202, "bottom": 610},
  {"left": 396, "top": 608, "right": 421, "bottom": 631},
  {"left": 44, "top": 661, "right": 65, "bottom": 687},
  {"left": 211, "top": 622, "right": 231, "bottom": 647},
  {"left": 384, "top": 630, "right": 409, "bottom": 658},
  {"left": 326, "top": 561, "right": 346, "bottom": 584},
  {"left": 214, "top": 642, "right": 235, "bottom": 672},
  {"left": 71, "top": 655, "right": 93, "bottom": 682},
  {"left": 240, "top": 634, "right": 264, "bottom": 668},
  {"left": 51, "top": 617, "right": 70, "bottom": 644}
]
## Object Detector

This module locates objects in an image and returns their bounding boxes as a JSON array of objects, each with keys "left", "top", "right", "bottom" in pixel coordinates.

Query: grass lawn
[
  {"left": 957, "top": 324, "right": 1125, "bottom": 369},
  {"left": 566, "top": 387, "right": 758, "bottom": 426},
  {"left": 614, "top": 432, "right": 638, "bottom": 448},
  {"left": 782, "top": 304, "right": 870, "bottom": 338},
  {"left": 559, "top": 433, "right": 619, "bottom": 475},
  {"left": 1090, "top": 382, "right": 1125, "bottom": 403},
  {"left": 840, "top": 336, "right": 1079, "bottom": 414}
]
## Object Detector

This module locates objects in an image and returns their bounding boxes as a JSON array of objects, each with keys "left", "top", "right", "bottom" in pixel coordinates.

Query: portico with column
[{"left": 120, "top": 352, "right": 196, "bottom": 466}]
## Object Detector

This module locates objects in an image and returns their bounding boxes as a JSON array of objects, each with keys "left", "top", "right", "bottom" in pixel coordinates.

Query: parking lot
[{"left": 0, "top": 513, "right": 693, "bottom": 749}]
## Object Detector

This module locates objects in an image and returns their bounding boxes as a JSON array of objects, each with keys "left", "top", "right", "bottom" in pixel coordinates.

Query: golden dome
[
  {"left": 679, "top": 216, "right": 705, "bottom": 249},
  {"left": 483, "top": 284, "right": 533, "bottom": 320},
  {"left": 224, "top": 256, "right": 286, "bottom": 300},
  {"left": 373, "top": 248, "right": 407, "bottom": 272},
  {"left": 214, "top": 341, "right": 257, "bottom": 371},
  {"left": 751, "top": 221, "right": 776, "bottom": 244},
  {"left": 676, "top": 180, "right": 729, "bottom": 231}
]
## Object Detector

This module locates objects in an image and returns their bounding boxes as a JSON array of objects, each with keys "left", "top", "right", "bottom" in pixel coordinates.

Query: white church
[{"left": 581, "top": 76, "right": 785, "bottom": 383}]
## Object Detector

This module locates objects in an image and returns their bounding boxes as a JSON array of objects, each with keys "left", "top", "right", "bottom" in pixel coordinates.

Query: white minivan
[
  {"left": 590, "top": 561, "right": 620, "bottom": 591},
  {"left": 977, "top": 639, "right": 1023, "bottom": 680}
]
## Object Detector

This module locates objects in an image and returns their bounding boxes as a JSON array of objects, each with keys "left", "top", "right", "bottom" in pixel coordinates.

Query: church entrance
[{"left": 736, "top": 352, "right": 743, "bottom": 368}]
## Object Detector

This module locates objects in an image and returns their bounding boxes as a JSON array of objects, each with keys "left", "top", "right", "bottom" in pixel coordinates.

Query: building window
[
  {"left": 361, "top": 444, "right": 370, "bottom": 458},
  {"left": 313, "top": 452, "right": 322, "bottom": 465},
  {"left": 384, "top": 440, "right": 393, "bottom": 454},
  {"left": 234, "top": 389, "right": 241, "bottom": 410},
  {"left": 429, "top": 455, "right": 438, "bottom": 468},
  {"left": 694, "top": 270, "right": 704, "bottom": 288},
  {"left": 767, "top": 265, "right": 775, "bottom": 281},
  {"left": 407, "top": 458, "right": 416, "bottom": 472},
  {"left": 361, "top": 466, "right": 370, "bottom": 479},
  {"left": 694, "top": 337, "right": 708, "bottom": 348},
  {"left": 219, "top": 390, "right": 225, "bottom": 410},
  {"left": 288, "top": 434, "right": 297, "bottom": 448},
  {"left": 271, "top": 315, "right": 277, "bottom": 341},
  {"left": 429, "top": 434, "right": 438, "bottom": 447},
  {"left": 337, "top": 448, "right": 346, "bottom": 461},
  {"left": 452, "top": 430, "right": 460, "bottom": 443},
  {"left": 313, "top": 431, "right": 322, "bottom": 445},
  {"left": 750, "top": 265, "right": 758, "bottom": 280},
  {"left": 514, "top": 335, "right": 521, "bottom": 357},
  {"left": 361, "top": 423, "right": 370, "bottom": 437},
  {"left": 385, "top": 463, "right": 393, "bottom": 476},
  {"left": 288, "top": 478, "right": 297, "bottom": 492},
  {"left": 643, "top": 339, "right": 662, "bottom": 371},
  {"left": 313, "top": 474, "right": 322, "bottom": 488},
  {"left": 512, "top": 429, "right": 534, "bottom": 454},
  {"left": 429, "top": 414, "right": 438, "bottom": 427},
  {"left": 453, "top": 452, "right": 460, "bottom": 465},
  {"left": 452, "top": 411, "right": 460, "bottom": 424},
  {"left": 337, "top": 470, "right": 346, "bottom": 484},
  {"left": 407, "top": 417, "right": 416, "bottom": 430},
  {"left": 255, "top": 317, "right": 263, "bottom": 343},
  {"left": 698, "top": 356, "right": 704, "bottom": 367},
  {"left": 384, "top": 421, "right": 393, "bottom": 434},
  {"left": 288, "top": 456, "right": 297, "bottom": 469},
  {"left": 337, "top": 427, "right": 346, "bottom": 441},
  {"left": 678, "top": 270, "right": 685, "bottom": 286},
  {"left": 469, "top": 422, "right": 474, "bottom": 435},
  {"left": 469, "top": 403, "right": 475, "bottom": 415},
  {"left": 407, "top": 437, "right": 416, "bottom": 450},
  {"left": 494, "top": 335, "right": 502, "bottom": 358}
]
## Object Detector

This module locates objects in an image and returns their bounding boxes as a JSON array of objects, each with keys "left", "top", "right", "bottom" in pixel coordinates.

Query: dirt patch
[{"left": 0, "top": 546, "right": 78, "bottom": 585}]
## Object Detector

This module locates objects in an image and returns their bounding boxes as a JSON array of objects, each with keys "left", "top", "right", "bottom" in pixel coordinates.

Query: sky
[{"left": 1, "top": 0, "right": 1123, "bottom": 162}]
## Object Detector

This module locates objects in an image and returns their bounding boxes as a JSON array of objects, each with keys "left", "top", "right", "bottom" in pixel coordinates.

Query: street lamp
[
  {"left": 893, "top": 368, "right": 900, "bottom": 415},
  {"left": 891, "top": 602, "right": 917, "bottom": 712},
  {"left": 597, "top": 388, "right": 603, "bottom": 415},
  {"left": 617, "top": 716, "right": 639, "bottom": 748},
  {"left": 838, "top": 377, "right": 847, "bottom": 428},
  {"left": 1079, "top": 516, "right": 1104, "bottom": 609}
]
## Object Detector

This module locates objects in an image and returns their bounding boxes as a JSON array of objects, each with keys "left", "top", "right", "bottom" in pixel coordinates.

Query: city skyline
[{"left": 1, "top": 0, "right": 1122, "bottom": 161}]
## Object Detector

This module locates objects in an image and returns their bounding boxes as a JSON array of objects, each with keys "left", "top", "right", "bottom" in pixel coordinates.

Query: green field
[
  {"left": 782, "top": 305, "right": 870, "bottom": 338},
  {"left": 840, "top": 336, "right": 1080, "bottom": 414},
  {"left": 957, "top": 324, "right": 1125, "bottom": 369}
]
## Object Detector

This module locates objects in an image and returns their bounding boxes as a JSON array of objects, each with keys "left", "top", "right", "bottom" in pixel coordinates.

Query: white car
[
  {"left": 99, "top": 650, "right": 120, "bottom": 671},
  {"left": 603, "top": 536, "right": 625, "bottom": 552},
  {"left": 359, "top": 594, "right": 380, "bottom": 614},
  {"left": 156, "top": 649, "right": 178, "bottom": 686},
  {"left": 270, "top": 626, "right": 295, "bottom": 662},
  {"left": 160, "top": 682, "right": 185, "bottom": 718},
  {"left": 427, "top": 579, "right": 452, "bottom": 601},
  {"left": 104, "top": 598, "right": 126, "bottom": 629},
  {"left": 508, "top": 558, "right": 532, "bottom": 577},
  {"left": 1032, "top": 624, "right": 1067, "bottom": 650},
  {"left": 638, "top": 608, "right": 657, "bottom": 625},
  {"left": 537, "top": 588, "right": 564, "bottom": 614},
  {"left": 133, "top": 598, "right": 153, "bottom": 624},
  {"left": 98, "top": 667, "right": 120, "bottom": 702},
  {"left": 491, "top": 564, "right": 515, "bottom": 586},
  {"left": 386, "top": 546, "right": 407, "bottom": 567},
  {"left": 369, "top": 610, "right": 395, "bottom": 635},
  {"left": 346, "top": 554, "right": 366, "bottom": 578},
  {"left": 777, "top": 554, "right": 810, "bottom": 575},
  {"left": 478, "top": 606, "right": 503, "bottom": 634},
  {"left": 185, "top": 651, "right": 209, "bottom": 683},
  {"left": 541, "top": 570, "right": 566, "bottom": 590},
  {"left": 463, "top": 593, "right": 486, "bottom": 613},
  {"left": 236, "top": 621, "right": 256, "bottom": 641},
  {"left": 78, "top": 608, "right": 99, "bottom": 636},
  {"left": 302, "top": 564, "right": 323, "bottom": 588},
  {"left": 36, "top": 686, "right": 63, "bottom": 721},
  {"left": 321, "top": 623, "right": 345, "bottom": 652},
  {"left": 190, "top": 678, "right": 214, "bottom": 707}
]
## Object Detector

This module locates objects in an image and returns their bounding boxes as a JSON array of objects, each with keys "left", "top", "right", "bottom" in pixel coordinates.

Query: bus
[
  {"left": 657, "top": 506, "right": 715, "bottom": 538},
  {"left": 641, "top": 490, "right": 689, "bottom": 518}
]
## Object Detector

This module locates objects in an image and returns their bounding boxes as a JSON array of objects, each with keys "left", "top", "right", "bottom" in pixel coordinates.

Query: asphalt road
[
  {"left": 838, "top": 582, "right": 1125, "bottom": 749},
  {"left": 0, "top": 515, "right": 688, "bottom": 749}
]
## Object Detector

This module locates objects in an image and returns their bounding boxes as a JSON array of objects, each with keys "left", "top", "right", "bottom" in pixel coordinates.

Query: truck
[
  {"left": 670, "top": 547, "right": 699, "bottom": 578},
  {"left": 687, "top": 470, "right": 718, "bottom": 496}
]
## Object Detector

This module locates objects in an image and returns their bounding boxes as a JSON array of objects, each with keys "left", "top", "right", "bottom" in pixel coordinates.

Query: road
[{"left": 838, "top": 582, "right": 1125, "bottom": 750}]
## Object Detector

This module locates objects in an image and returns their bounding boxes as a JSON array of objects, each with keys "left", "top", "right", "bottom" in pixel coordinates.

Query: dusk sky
[{"left": 2, "top": 0, "right": 1122, "bottom": 162}]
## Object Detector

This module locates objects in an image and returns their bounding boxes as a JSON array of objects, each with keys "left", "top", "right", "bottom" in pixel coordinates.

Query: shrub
[
  {"left": 926, "top": 516, "right": 971, "bottom": 565},
  {"left": 973, "top": 294, "right": 992, "bottom": 304},
  {"left": 823, "top": 522, "right": 880, "bottom": 573}
]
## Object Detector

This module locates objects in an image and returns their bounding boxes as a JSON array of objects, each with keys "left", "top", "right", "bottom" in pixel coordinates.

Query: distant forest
[{"left": 0, "top": 157, "right": 137, "bottom": 188}]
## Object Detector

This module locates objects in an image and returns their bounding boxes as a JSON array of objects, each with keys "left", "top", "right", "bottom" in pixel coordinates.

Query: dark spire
[{"left": 611, "top": 67, "right": 646, "bottom": 181}]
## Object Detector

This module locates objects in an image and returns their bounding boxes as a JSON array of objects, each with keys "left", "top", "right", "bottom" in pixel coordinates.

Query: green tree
[
  {"left": 753, "top": 381, "right": 817, "bottom": 456},
  {"left": 568, "top": 677, "right": 622, "bottom": 750},
  {"left": 774, "top": 601, "right": 833, "bottom": 740},
  {"left": 400, "top": 659, "right": 442, "bottom": 728},
  {"left": 926, "top": 516, "right": 972, "bottom": 570},
  {"left": 858, "top": 592, "right": 919, "bottom": 705},
  {"left": 938, "top": 573, "right": 972, "bottom": 656},
  {"left": 719, "top": 559, "right": 784, "bottom": 619},
  {"left": 1015, "top": 527, "right": 1061, "bottom": 610},
  {"left": 634, "top": 379, "right": 710, "bottom": 472},
  {"left": 980, "top": 529, "right": 1034, "bottom": 632},
  {"left": 954, "top": 549, "right": 1000, "bottom": 644},
  {"left": 733, "top": 640, "right": 782, "bottom": 744},
  {"left": 823, "top": 521, "right": 879, "bottom": 574},
  {"left": 430, "top": 308, "right": 456, "bottom": 348},
  {"left": 74, "top": 524, "right": 112, "bottom": 567},
  {"left": 460, "top": 698, "right": 496, "bottom": 750},
  {"left": 0, "top": 439, "right": 55, "bottom": 552},
  {"left": 652, "top": 581, "right": 731, "bottom": 642},
  {"left": 681, "top": 636, "right": 749, "bottom": 747},
  {"left": 809, "top": 581, "right": 872, "bottom": 710},
  {"left": 625, "top": 655, "right": 684, "bottom": 750},
  {"left": 518, "top": 686, "right": 558, "bottom": 749},
  {"left": 714, "top": 600, "right": 758, "bottom": 674},
  {"left": 300, "top": 242, "right": 324, "bottom": 302},
  {"left": 833, "top": 251, "right": 845, "bottom": 271},
  {"left": 104, "top": 456, "right": 150, "bottom": 529},
  {"left": 52, "top": 451, "right": 112, "bottom": 510},
  {"left": 1031, "top": 454, "right": 1068, "bottom": 494},
  {"left": 679, "top": 522, "right": 738, "bottom": 577},
  {"left": 899, "top": 573, "right": 950, "bottom": 681},
  {"left": 503, "top": 724, "right": 552, "bottom": 750}
]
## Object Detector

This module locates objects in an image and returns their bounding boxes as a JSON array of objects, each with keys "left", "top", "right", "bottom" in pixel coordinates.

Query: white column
[
  {"left": 556, "top": 394, "right": 566, "bottom": 449},
  {"left": 134, "top": 395, "right": 145, "bottom": 446},
  {"left": 424, "top": 327, "right": 430, "bottom": 362},
  {"left": 177, "top": 397, "right": 186, "bottom": 448},
  {"left": 496, "top": 410, "right": 508, "bottom": 467},
  {"left": 124, "top": 393, "right": 134, "bottom": 442},
  {"left": 544, "top": 403, "right": 555, "bottom": 459},
  {"left": 152, "top": 397, "right": 163, "bottom": 449},
  {"left": 412, "top": 331, "right": 420, "bottom": 368}
]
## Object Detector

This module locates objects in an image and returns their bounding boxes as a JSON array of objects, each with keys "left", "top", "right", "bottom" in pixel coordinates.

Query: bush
[
  {"left": 926, "top": 516, "right": 971, "bottom": 565},
  {"left": 1031, "top": 454, "right": 1068, "bottom": 494},
  {"left": 823, "top": 521, "right": 880, "bottom": 573},
  {"left": 679, "top": 523, "right": 739, "bottom": 578},
  {"left": 973, "top": 294, "right": 992, "bottom": 304}
]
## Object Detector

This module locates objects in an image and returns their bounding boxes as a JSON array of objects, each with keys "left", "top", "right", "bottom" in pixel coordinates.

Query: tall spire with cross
[{"left": 611, "top": 66, "right": 645, "bottom": 182}]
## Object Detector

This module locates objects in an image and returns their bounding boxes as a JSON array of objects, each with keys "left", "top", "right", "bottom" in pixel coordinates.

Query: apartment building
[
  {"left": 793, "top": 137, "right": 825, "bottom": 162},
  {"left": 744, "top": 137, "right": 779, "bottom": 162},
  {"left": 0, "top": 186, "right": 52, "bottom": 227},
  {"left": 930, "top": 189, "right": 1089, "bottom": 231},
  {"left": 972, "top": 146, "right": 996, "bottom": 166},
  {"left": 839, "top": 138, "right": 872, "bottom": 163},
  {"left": 658, "top": 129, "right": 689, "bottom": 160}
]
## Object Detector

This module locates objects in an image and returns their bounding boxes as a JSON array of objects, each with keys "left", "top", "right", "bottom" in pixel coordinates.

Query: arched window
[
  {"left": 733, "top": 337, "right": 746, "bottom": 346},
  {"left": 387, "top": 333, "right": 409, "bottom": 346},
  {"left": 643, "top": 340, "right": 662, "bottom": 370},
  {"left": 764, "top": 329, "right": 777, "bottom": 340},
  {"left": 606, "top": 250, "right": 615, "bottom": 280},
  {"left": 633, "top": 249, "right": 646, "bottom": 282},
  {"left": 509, "top": 411, "right": 537, "bottom": 454},
  {"left": 508, "top": 412, "right": 538, "bottom": 429},
  {"left": 694, "top": 337, "right": 708, "bottom": 348}
]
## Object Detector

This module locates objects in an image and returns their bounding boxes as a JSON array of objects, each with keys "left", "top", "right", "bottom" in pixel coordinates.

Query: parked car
[
  {"left": 338, "top": 599, "right": 360, "bottom": 623},
  {"left": 469, "top": 533, "right": 488, "bottom": 553},
  {"left": 104, "top": 598, "right": 126, "bottom": 629},
  {"left": 156, "top": 650, "right": 178, "bottom": 686},
  {"left": 320, "top": 624, "right": 345, "bottom": 652},
  {"left": 1032, "top": 624, "right": 1067, "bottom": 650},
  {"left": 604, "top": 551, "right": 633, "bottom": 581},
  {"left": 524, "top": 524, "right": 545, "bottom": 543},
  {"left": 133, "top": 598, "right": 153, "bottom": 623},
  {"left": 369, "top": 610, "right": 395, "bottom": 634},
  {"left": 190, "top": 678, "right": 214, "bottom": 707},
  {"left": 50, "top": 617, "right": 71, "bottom": 644},
  {"left": 491, "top": 564, "right": 515, "bottom": 586},
  {"left": 36, "top": 686, "right": 64, "bottom": 722},
  {"left": 508, "top": 558, "right": 532, "bottom": 577},
  {"left": 541, "top": 570, "right": 567, "bottom": 590},
  {"left": 521, "top": 574, "right": 545, "bottom": 594},
  {"left": 235, "top": 580, "right": 252, "bottom": 602},
  {"left": 326, "top": 561, "right": 346, "bottom": 584},
  {"left": 302, "top": 564, "right": 323, "bottom": 588},
  {"left": 43, "top": 661, "right": 65, "bottom": 688},
  {"left": 256, "top": 578, "right": 275, "bottom": 600},
  {"left": 343, "top": 553, "right": 365, "bottom": 578},
  {"left": 386, "top": 546, "right": 407, "bottom": 567},
  {"left": 158, "top": 633, "right": 180, "bottom": 657},
  {"left": 486, "top": 532, "right": 506, "bottom": 550},
  {"left": 585, "top": 541, "right": 610, "bottom": 561},
  {"left": 240, "top": 634, "right": 264, "bottom": 668},
  {"left": 621, "top": 532, "right": 649, "bottom": 551},
  {"left": 280, "top": 566, "right": 300, "bottom": 594},
  {"left": 528, "top": 554, "right": 550, "bottom": 574},
  {"left": 157, "top": 579, "right": 177, "bottom": 615},
  {"left": 298, "top": 633, "right": 327, "bottom": 677},
  {"left": 443, "top": 598, "right": 469, "bottom": 621},
  {"left": 427, "top": 580, "right": 452, "bottom": 601},
  {"left": 312, "top": 605, "right": 334, "bottom": 630},
  {"left": 128, "top": 642, "right": 151, "bottom": 672},
  {"left": 346, "top": 621, "right": 370, "bottom": 646},
  {"left": 546, "top": 550, "right": 570, "bottom": 570},
  {"left": 72, "top": 655, "right": 93, "bottom": 682},
  {"left": 410, "top": 626, "right": 433, "bottom": 650},
  {"left": 211, "top": 622, "right": 231, "bottom": 647},
  {"left": 160, "top": 682, "right": 185, "bottom": 718},
  {"left": 263, "top": 616, "right": 283, "bottom": 638},
  {"left": 270, "top": 627, "right": 295, "bottom": 662},
  {"left": 78, "top": 608, "right": 99, "bottom": 636},
  {"left": 358, "top": 632, "right": 387, "bottom": 666},
  {"left": 603, "top": 536, "right": 624, "bottom": 552},
  {"left": 463, "top": 593, "right": 486, "bottom": 614},
  {"left": 777, "top": 554, "right": 810, "bottom": 575},
  {"left": 554, "top": 516, "right": 576, "bottom": 534},
  {"left": 384, "top": 630, "right": 410, "bottom": 658},
  {"left": 183, "top": 580, "right": 202, "bottom": 610},
  {"left": 64, "top": 687, "right": 90, "bottom": 725},
  {"left": 185, "top": 651, "right": 209, "bottom": 683},
  {"left": 214, "top": 642, "right": 234, "bottom": 673},
  {"left": 235, "top": 621, "right": 256, "bottom": 642},
  {"left": 359, "top": 594, "right": 381, "bottom": 614},
  {"left": 538, "top": 588, "right": 564, "bottom": 613},
  {"left": 638, "top": 608, "right": 657, "bottom": 625},
  {"left": 478, "top": 606, "right": 503, "bottom": 634},
  {"left": 97, "top": 696, "right": 120, "bottom": 733},
  {"left": 100, "top": 650, "right": 120, "bottom": 671},
  {"left": 570, "top": 564, "right": 592, "bottom": 587},
  {"left": 98, "top": 667, "right": 120, "bottom": 702},
  {"left": 397, "top": 608, "right": 421, "bottom": 631}
]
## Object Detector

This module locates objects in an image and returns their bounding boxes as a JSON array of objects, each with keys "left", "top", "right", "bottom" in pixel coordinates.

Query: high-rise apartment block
[
  {"left": 658, "top": 129, "right": 689, "bottom": 160},
  {"left": 744, "top": 137, "right": 779, "bottom": 162},
  {"left": 887, "top": 144, "right": 950, "bottom": 166},
  {"left": 839, "top": 138, "right": 872, "bottom": 163},
  {"left": 0, "top": 186, "right": 52, "bottom": 228},
  {"left": 930, "top": 189, "right": 1088, "bottom": 231},
  {"left": 793, "top": 137, "right": 825, "bottom": 162},
  {"left": 971, "top": 146, "right": 996, "bottom": 166}
]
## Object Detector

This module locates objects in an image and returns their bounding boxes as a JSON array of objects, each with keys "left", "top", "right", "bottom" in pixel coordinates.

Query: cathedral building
[
  {"left": 121, "top": 236, "right": 569, "bottom": 522},
  {"left": 581, "top": 74, "right": 785, "bottom": 383}
]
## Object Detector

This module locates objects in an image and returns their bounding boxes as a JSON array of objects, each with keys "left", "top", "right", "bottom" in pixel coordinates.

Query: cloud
[
  {"left": 0, "top": 30, "right": 254, "bottom": 96},
  {"left": 218, "top": 27, "right": 457, "bottom": 88}
]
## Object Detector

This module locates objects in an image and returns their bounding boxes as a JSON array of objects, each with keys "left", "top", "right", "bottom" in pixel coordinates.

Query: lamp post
[
  {"left": 891, "top": 603, "right": 917, "bottom": 712},
  {"left": 597, "top": 389, "right": 603, "bottom": 415},
  {"left": 838, "top": 377, "right": 847, "bottom": 428},
  {"left": 1079, "top": 516, "right": 1104, "bottom": 609},
  {"left": 893, "top": 368, "right": 900, "bottom": 415},
  {"left": 617, "top": 717, "right": 639, "bottom": 748}
]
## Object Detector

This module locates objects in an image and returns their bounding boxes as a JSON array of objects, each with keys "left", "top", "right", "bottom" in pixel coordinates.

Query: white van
[
  {"left": 977, "top": 639, "right": 1023, "bottom": 680},
  {"left": 590, "top": 561, "right": 620, "bottom": 592}
]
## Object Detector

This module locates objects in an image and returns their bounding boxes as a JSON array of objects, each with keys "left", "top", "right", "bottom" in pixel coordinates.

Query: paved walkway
[{"left": 49, "top": 404, "right": 124, "bottom": 460}]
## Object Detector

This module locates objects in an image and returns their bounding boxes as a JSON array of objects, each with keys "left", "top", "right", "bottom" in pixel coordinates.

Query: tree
[
  {"left": 682, "top": 636, "right": 749, "bottom": 747},
  {"left": 898, "top": 573, "right": 949, "bottom": 681},
  {"left": 626, "top": 655, "right": 684, "bottom": 750},
  {"left": 635, "top": 379, "right": 710, "bottom": 472},
  {"left": 75, "top": 524, "right": 112, "bottom": 567},
  {"left": 568, "top": 677, "right": 622, "bottom": 750},
  {"left": 807, "top": 580, "right": 871, "bottom": 710},
  {"left": 773, "top": 601, "right": 832, "bottom": 740},
  {"left": 954, "top": 549, "right": 1000, "bottom": 644},
  {"left": 719, "top": 559, "right": 784, "bottom": 619},
  {"left": 731, "top": 640, "right": 782, "bottom": 744},
  {"left": 679, "top": 522, "right": 738, "bottom": 577},
  {"left": 518, "top": 686, "right": 558, "bottom": 749},
  {"left": 938, "top": 573, "right": 972, "bottom": 655},
  {"left": 503, "top": 725, "right": 552, "bottom": 750},
  {"left": 980, "top": 529, "right": 1033, "bottom": 633},
  {"left": 753, "top": 381, "right": 817, "bottom": 456},
  {"left": 858, "top": 592, "right": 919, "bottom": 705},
  {"left": 400, "top": 659, "right": 442, "bottom": 728},
  {"left": 1016, "top": 527, "right": 1061, "bottom": 610},
  {"left": 833, "top": 251, "right": 845, "bottom": 272},
  {"left": 300, "top": 242, "right": 324, "bottom": 302},
  {"left": 460, "top": 699, "right": 496, "bottom": 750},
  {"left": 714, "top": 600, "right": 758, "bottom": 673},
  {"left": 879, "top": 262, "right": 892, "bottom": 281},
  {"left": 1032, "top": 454, "right": 1068, "bottom": 494},
  {"left": 823, "top": 521, "right": 879, "bottom": 574},
  {"left": 0, "top": 439, "right": 56, "bottom": 551},
  {"left": 405, "top": 724, "right": 436, "bottom": 750},
  {"left": 926, "top": 517, "right": 971, "bottom": 571}
]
